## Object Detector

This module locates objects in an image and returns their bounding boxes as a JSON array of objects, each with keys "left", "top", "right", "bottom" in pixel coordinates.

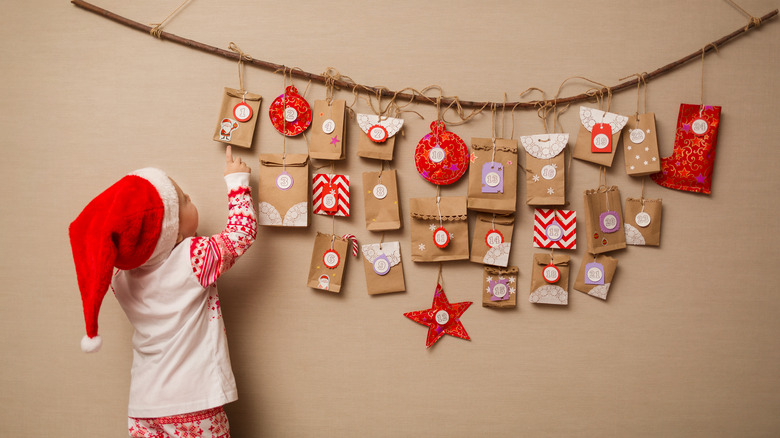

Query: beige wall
[{"left": 2, "top": 0, "right": 779, "bottom": 436}]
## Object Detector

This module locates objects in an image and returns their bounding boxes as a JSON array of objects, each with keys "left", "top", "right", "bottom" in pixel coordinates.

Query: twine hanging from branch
[{"left": 72, "top": 0, "right": 777, "bottom": 111}]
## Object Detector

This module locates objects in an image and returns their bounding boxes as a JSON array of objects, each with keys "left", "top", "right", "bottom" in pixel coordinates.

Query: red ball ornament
[
  {"left": 414, "top": 121, "right": 469, "bottom": 185},
  {"left": 269, "top": 85, "right": 312, "bottom": 136}
]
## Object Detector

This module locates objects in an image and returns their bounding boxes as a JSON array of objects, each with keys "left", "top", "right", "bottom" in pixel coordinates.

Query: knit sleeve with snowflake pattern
[{"left": 190, "top": 173, "right": 257, "bottom": 287}]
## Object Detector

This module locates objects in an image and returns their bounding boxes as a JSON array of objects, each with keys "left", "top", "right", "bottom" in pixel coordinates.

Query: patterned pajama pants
[{"left": 128, "top": 406, "right": 230, "bottom": 438}]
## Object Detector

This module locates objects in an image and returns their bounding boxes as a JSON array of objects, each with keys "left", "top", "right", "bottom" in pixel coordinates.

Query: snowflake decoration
[
  {"left": 486, "top": 286, "right": 492, "bottom": 293},
  {"left": 627, "top": 145, "right": 632, "bottom": 151},
  {"left": 509, "top": 287, "right": 516, "bottom": 294},
  {"left": 486, "top": 276, "right": 493, "bottom": 282},
  {"left": 532, "top": 174, "right": 540, "bottom": 182},
  {"left": 644, "top": 161, "right": 648, "bottom": 165},
  {"left": 508, "top": 277, "right": 515, "bottom": 284},
  {"left": 428, "top": 224, "right": 437, "bottom": 231},
  {"left": 547, "top": 187, "right": 555, "bottom": 195},
  {"left": 644, "top": 146, "right": 649, "bottom": 152},
  {"left": 652, "top": 157, "right": 657, "bottom": 162},
  {"left": 630, "top": 165, "right": 635, "bottom": 170},
  {"left": 635, "top": 155, "right": 640, "bottom": 160},
  {"left": 449, "top": 232, "right": 455, "bottom": 239},
  {"left": 646, "top": 129, "right": 651, "bottom": 133},
  {"left": 418, "top": 243, "right": 426, "bottom": 251}
]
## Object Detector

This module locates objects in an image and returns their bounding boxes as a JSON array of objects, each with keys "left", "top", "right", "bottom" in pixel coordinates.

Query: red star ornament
[{"left": 404, "top": 283, "right": 472, "bottom": 348}]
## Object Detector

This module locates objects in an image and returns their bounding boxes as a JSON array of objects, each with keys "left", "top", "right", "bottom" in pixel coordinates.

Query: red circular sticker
[
  {"left": 233, "top": 102, "right": 253, "bottom": 122},
  {"left": 269, "top": 85, "right": 312, "bottom": 136},
  {"left": 485, "top": 229, "right": 504, "bottom": 248},
  {"left": 414, "top": 121, "right": 469, "bottom": 185},
  {"left": 543, "top": 263, "right": 560, "bottom": 284},
  {"left": 368, "top": 125, "right": 389, "bottom": 143},
  {"left": 323, "top": 249, "right": 340, "bottom": 269},
  {"left": 433, "top": 226, "right": 450, "bottom": 249}
]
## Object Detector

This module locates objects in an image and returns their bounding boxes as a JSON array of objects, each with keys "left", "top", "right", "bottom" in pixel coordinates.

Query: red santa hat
[{"left": 69, "top": 168, "right": 179, "bottom": 353}]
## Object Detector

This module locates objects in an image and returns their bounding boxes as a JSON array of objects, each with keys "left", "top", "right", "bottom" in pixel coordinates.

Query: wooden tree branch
[{"left": 71, "top": 0, "right": 777, "bottom": 110}]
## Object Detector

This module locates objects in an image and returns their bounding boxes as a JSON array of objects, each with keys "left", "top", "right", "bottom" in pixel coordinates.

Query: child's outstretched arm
[{"left": 191, "top": 146, "right": 257, "bottom": 287}]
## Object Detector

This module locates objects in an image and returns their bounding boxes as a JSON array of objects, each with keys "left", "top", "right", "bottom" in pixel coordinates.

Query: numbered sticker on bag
[
  {"left": 323, "top": 249, "right": 340, "bottom": 269},
  {"left": 433, "top": 226, "right": 450, "bottom": 249},
  {"left": 485, "top": 229, "right": 504, "bottom": 248},
  {"left": 545, "top": 220, "right": 564, "bottom": 242},
  {"left": 372, "top": 184, "right": 387, "bottom": 200},
  {"left": 599, "top": 211, "right": 621, "bottom": 233},
  {"left": 584, "top": 262, "right": 605, "bottom": 285},
  {"left": 481, "top": 162, "right": 504, "bottom": 193},
  {"left": 276, "top": 171, "right": 293, "bottom": 191},
  {"left": 543, "top": 263, "right": 561, "bottom": 284},
  {"left": 372, "top": 254, "right": 391, "bottom": 276},
  {"left": 591, "top": 123, "right": 612, "bottom": 153}
]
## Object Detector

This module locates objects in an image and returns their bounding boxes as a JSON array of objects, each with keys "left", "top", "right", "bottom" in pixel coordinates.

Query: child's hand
[{"left": 225, "top": 145, "right": 251, "bottom": 175}]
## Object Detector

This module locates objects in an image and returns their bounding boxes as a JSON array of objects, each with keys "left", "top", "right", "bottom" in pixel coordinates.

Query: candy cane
[{"left": 342, "top": 234, "right": 359, "bottom": 256}]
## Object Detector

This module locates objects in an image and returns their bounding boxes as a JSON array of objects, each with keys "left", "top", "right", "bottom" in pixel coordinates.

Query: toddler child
[{"left": 69, "top": 146, "right": 257, "bottom": 438}]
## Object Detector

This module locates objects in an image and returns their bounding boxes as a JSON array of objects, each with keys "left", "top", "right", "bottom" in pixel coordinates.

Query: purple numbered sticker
[
  {"left": 372, "top": 254, "right": 391, "bottom": 276},
  {"left": 545, "top": 220, "right": 564, "bottom": 242},
  {"left": 276, "top": 171, "right": 294, "bottom": 191},
  {"left": 584, "top": 262, "right": 605, "bottom": 285},
  {"left": 481, "top": 162, "right": 504, "bottom": 193},
  {"left": 599, "top": 211, "right": 620, "bottom": 233},
  {"left": 489, "top": 278, "right": 510, "bottom": 301}
]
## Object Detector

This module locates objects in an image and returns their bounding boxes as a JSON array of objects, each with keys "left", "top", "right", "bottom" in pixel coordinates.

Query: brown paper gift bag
[
  {"left": 356, "top": 113, "right": 404, "bottom": 161},
  {"left": 482, "top": 265, "right": 518, "bottom": 309},
  {"left": 362, "top": 170, "right": 401, "bottom": 231},
  {"left": 573, "top": 106, "right": 629, "bottom": 167},
  {"left": 529, "top": 253, "right": 569, "bottom": 305},
  {"left": 521, "top": 133, "right": 568, "bottom": 206},
  {"left": 307, "top": 232, "right": 349, "bottom": 293},
  {"left": 583, "top": 185, "right": 626, "bottom": 254},
  {"left": 467, "top": 138, "right": 518, "bottom": 213},
  {"left": 213, "top": 87, "right": 262, "bottom": 149},
  {"left": 310, "top": 99, "right": 346, "bottom": 160},
  {"left": 470, "top": 213, "right": 514, "bottom": 267},
  {"left": 574, "top": 254, "right": 618, "bottom": 300},
  {"left": 622, "top": 113, "right": 661, "bottom": 176},
  {"left": 624, "top": 197, "right": 662, "bottom": 246},
  {"left": 257, "top": 153, "right": 309, "bottom": 227},
  {"left": 410, "top": 196, "right": 469, "bottom": 262},
  {"left": 361, "top": 241, "right": 405, "bottom": 295}
]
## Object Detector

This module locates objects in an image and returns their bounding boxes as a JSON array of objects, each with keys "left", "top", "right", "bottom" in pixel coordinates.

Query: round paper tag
[
  {"left": 545, "top": 221, "right": 564, "bottom": 242},
  {"left": 541, "top": 164, "right": 557, "bottom": 180},
  {"left": 635, "top": 211, "right": 652, "bottom": 228},
  {"left": 372, "top": 254, "right": 391, "bottom": 276},
  {"left": 323, "top": 249, "right": 340, "bottom": 269},
  {"left": 322, "top": 119, "right": 336, "bottom": 134},
  {"left": 429, "top": 146, "right": 446, "bottom": 163},
  {"left": 692, "top": 119, "right": 708, "bottom": 135},
  {"left": 372, "top": 184, "right": 388, "bottom": 200},
  {"left": 630, "top": 128, "right": 646, "bottom": 144},
  {"left": 322, "top": 193, "right": 337, "bottom": 210},
  {"left": 593, "top": 133, "right": 610, "bottom": 150},
  {"left": 435, "top": 310, "right": 450, "bottom": 325},
  {"left": 368, "top": 125, "right": 388, "bottom": 143},
  {"left": 484, "top": 171, "right": 501, "bottom": 187},
  {"left": 284, "top": 107, "right": 298, "bottom": 122},
  {"left": 275, "top": 171, "right": 294, "bottom": 191},
  {"left": 233, "top": 102, "right": 253, "bottom": 122},
  {"left": 485, "top": 230, "right": 504, "bottom": 248},
  {"left": 492, "top": 283, "right": 508, "bottom": 299},
  {"left": 599, "top": 211, "right": 620, "bottom": 233},
  {"left": 543, "top": 263, "right": 560, "bottom": 284},
  {"left": 433, "top": 227, "right": 450, "bottom": 249},
  {"left": 587, "top": 266, "right": 604, "bottom": 283}
]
